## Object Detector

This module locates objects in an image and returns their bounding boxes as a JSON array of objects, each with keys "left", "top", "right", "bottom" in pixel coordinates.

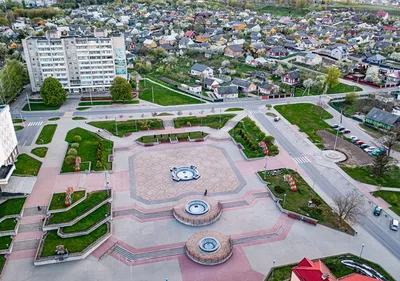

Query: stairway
[
  {"left": 13, "top": 239, "right": 39, "bottom": 251},
  {"left": 162, "top": 119, "right": 174, "bottom": 128},
  {"left": 18, "top": 222, "right": 42, "bottom": 233},
  {"left": 23, "top": 206, "right": 46, "bottom": 217},
  {"left": 112, "top": 245, "right": 185, "bottom": 262}
]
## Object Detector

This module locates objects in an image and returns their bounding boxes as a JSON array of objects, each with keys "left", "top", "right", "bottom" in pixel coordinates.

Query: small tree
[
  {"left": 344, "top": 92, "right": 358, "bottom": 106},
  {"left": 333, "top": 190, "right": 365, "bottom": 226},
  {"left": 275, "top": 64, "right": 285, "bottom": 76},
  {"left": 380, "top": 129, "right": 400, "bottom": 156},
  {"left": 371, "top": 154, "right": 390, "bottom": 178},
  {"left": 266, "top": 104, "right": 272, "bottom": 110},
  {"left": 40, "top": 77, "right": 66, "bottom": 106},
  {"left": 325, "top": 65, "right": 341, "bottom": 90},
  {"left": 110, "top": 77, "right": 133, "bottom": 102},
  {"left": 364, "top": 66, "right": 380, "bottom": 84}
]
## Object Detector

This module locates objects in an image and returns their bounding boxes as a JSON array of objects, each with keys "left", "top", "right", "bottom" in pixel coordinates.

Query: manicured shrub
[
  {"left": 96, "top": 160, "right": 103, "bottom": 168},
  {"left": 71, "top": 143, "right": 79, "bottom": 148},
  {"left": 65, "top": 155, "right": 75, "bottom": 165},
  {"left": 264, "top": 135, "right": 275, "bottom": 145},
  {"left": 72, "top": 135, "right": 82, "bottom": 142},
  {"left": 274, "top": 185, "right": 285, "bottom": 194},
  {"left": 67, "top": 148, "right": 77, "bottom": 156}
]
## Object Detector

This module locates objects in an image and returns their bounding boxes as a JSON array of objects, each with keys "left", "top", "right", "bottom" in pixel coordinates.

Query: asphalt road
[
  {"left": 252, "top": 111, "right": 400, "bottom": 261},
  {"left": 15, "top": 118, "right": 44, "bottom": 146}
]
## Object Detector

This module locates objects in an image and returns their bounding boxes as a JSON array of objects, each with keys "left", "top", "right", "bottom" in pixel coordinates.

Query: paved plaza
[{"left": 2, "top": 112, "right": 400, "bottom": 281}]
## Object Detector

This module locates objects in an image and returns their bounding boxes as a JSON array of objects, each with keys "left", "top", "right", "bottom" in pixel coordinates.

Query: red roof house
[
  {"left": 376, "top": 11, "right": 388, "bottom": 19},
  {"left": 291, "top": 258, "right": 378, "bottom": 281}
]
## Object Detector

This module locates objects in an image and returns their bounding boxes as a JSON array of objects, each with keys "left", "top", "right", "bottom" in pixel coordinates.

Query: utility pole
[
  {"left": 115, "top": 117, "right": 118, "bottom": 136},
  {"left": 219, "top": 109, "right": 222, "bottom": 128},
  {"left": 152, "top": 86, "right": 154, "bottom": 103},
  {"left": 334, "top": 129, "right": 339, "bottom": 151},
  {"left": 26, "top": 92, "right": 31, "bottom": 111},
  {"left": 90, "top": 87, "right": 93, "bottom": 106}
]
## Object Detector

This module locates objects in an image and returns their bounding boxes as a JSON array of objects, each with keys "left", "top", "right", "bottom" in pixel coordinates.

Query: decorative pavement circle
[
  {"left": 173, "top": 195, "right": 222, "bottom": 226},
  {"left": 185, "top": 231, "right": 233, "bottom": 266},
  {"left": 322, "top": 150, "right": 347, "bottom": 163}
]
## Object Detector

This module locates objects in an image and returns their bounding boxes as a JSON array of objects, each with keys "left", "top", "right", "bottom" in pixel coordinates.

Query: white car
[
  {"left": 391, "top": 219, "right": 399, "bottom": 231},
  {"left": 348, "top": 136, "right": 358, "bottom": 141},
  {"left": 364, "top": 147, "right": 376, "bottom": 153}
]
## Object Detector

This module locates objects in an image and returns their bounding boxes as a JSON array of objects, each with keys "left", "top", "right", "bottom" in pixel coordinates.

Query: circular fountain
[
  {"left": 185, "top": 231, "right": 233, "bottom": 265},
  {"left": 173, "top": 196, "right": 222, "bottom": 226},
  {"left": 170, "top": 166, "right": 200, "bottom": 181}
]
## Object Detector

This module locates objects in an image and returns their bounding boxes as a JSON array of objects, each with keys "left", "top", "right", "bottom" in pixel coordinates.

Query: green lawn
[
  {"left": 0, "top": 218, "right": 17, "bottom": 232},
  {"left": 78, "top": 100, "right": 139, "bottom": 106},
  {"left": 294, "top": 83, "right": 362, "bottom": 97},
  {"left": 341, "top": 165, "right": 400, "bottom": 188},
  {"left": 0, "top": 236, "right": 12, "bottom": 250},
  {"left": 40, "top": 223, "right": 108, "bottom": 257},
  {"left": 48, "top": 190, "right": 109, "bottom": 224},
  {"left": 266, "top": 112, "right": 277, "bottom": 117},
  {"left": 72, "top": 116, "right": 87, "bottom": 120},
  {"left": 22, "top": 102, "right": 61, "bottom": 111},
  {"left": 229, "top": 117, "right": 279, "bottom": 158},
  {"left": 14, "top": 125, "right": 24, "bottom": 131},
  {"left": 225, "top": 108, "right": 244, "bottom": 112},
  {"left": 13, "top": 154, "right": 42, "bottom": 176},
  {"left": 36, "top": 124, "right": 57, "bottom": 144},
  {"left": 12, "top": 119, "right": 24, "bottom": 123},
  {"left": 265, "top": 253, "right": 395, "bottom": 281},
  {"left": 275, "top": 103, "right": 333, "bottom": 148},
  {"left": 139, "top": 81, "right": 201, "bottom": 106},
  {"left": 49, "top": 191, "right": 86, "bottom": 210},
  {"left": 260, "top": 168, "right": 354, "bottom": 234},
  {"left": 0, "top": 198, "right": 26, "bottom": 218},
  {"left": 48, "top": 117, "right": 60, "bottom": 121},
  {"left": 138, "top": 131, "right": 208, "bottom": 143},
  {"left": 174, "top": 114, "right": 236, "bottom": 129},
  {"left": 372, "top": 191, "right": 400, "bottom": 216},
  {"left": 0, "top": 255, "right": 5, "bottom": 276},
  {"left": 61, "top": 128, "right": 113, "bottom": 173},
  {"left": 61, "top": 203, "right": 110, "bottom": 234},
  {"left": 359, "top": 124, "right": 383, "bottom": 139},
  {"left": 88, "top": 119, "right": 163, "bottom": 137},
  {"left": 257, "top": 5, "right": 310, "bottom": 17},
  {"left": 31, "top": 147, "right": 48, "bottom": 158}
]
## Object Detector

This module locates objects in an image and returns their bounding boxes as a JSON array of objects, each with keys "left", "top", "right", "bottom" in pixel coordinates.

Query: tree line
[{"left": 0, "top": 59, "right": 29, "bottom": 104}]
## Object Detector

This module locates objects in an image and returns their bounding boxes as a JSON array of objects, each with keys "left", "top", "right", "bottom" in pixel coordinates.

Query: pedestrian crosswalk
[
  {"left": 248, "top": 110, "right": 261, "bottom": 115},
  {"left": 293, "top": 156, "right": 310, "bottom": 164},
  {"left": 27, "top": 121, "right": 43, "bottom": 127}
]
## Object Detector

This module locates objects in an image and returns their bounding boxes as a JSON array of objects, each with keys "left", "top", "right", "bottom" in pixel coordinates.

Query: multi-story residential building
[
  {"left": 0, "top": 0, "right": 55, "bottom": 7},
  {"left": 0, "top": 105, "right": 18, "bottom": 184},
  {"left": 22, "top": 31, "right": 127, "bottom": 93}
]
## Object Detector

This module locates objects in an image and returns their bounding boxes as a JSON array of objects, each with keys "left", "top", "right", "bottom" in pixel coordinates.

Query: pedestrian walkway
[
  {"left": 27, "top": 121, "right": 43, "bottom": 127},
  {"left": 292, "top": 156, "right": 311, "bottom": 164}
]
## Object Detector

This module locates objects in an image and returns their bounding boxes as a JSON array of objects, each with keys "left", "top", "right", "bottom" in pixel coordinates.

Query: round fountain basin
[
  {"left": 198, "top": 237, "right": 221, "bottom": 253},
  {"left": 177, "top": 170, "right": 195, "bottom": 179},
  {"left": 185, "top": 200, "right": 210, "bottom": 215}
]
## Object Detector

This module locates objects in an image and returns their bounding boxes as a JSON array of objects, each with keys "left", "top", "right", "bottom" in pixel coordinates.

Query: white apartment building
[
  {"left": 0, "top": 105, "right": 18, "bottom": 184},
  {"left": 22, "top": 32, "right": 127, "bottom": 93},
  {"left": 0, "top": 0, "right": 55, "bottom": 6}
]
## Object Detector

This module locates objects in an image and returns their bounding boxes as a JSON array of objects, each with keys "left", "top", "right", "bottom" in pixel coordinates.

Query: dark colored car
[
  {"left": 342, "top": 129, "right": 351, "bottom": 134},
  {"left": 360, "top": 144, "right": 369, "bottom": 149},
  {"left": 374, "top": 206, "right": 382, "bottom": 216},
  {"left": 331, "top": 124, "right": 339, "bottom": 128}
]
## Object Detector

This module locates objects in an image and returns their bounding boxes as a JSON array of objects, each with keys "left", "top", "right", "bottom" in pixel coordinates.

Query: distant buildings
[
  {"left": 0, "top": 105, "right": 18, "bottom": 185},
  {"left": 22, "top": 31, "right": 127, "bottom": 93},
  {"left": 0, "top": 0, "right": 55, "bottom": 7}
]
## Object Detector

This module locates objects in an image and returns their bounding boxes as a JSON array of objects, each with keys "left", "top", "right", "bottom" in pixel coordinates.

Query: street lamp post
[
  {"left": 333, "top": 129, "right": 339, "bottom": 151},
  {"left": 26, "top": 92, "right": 31, "bottom": 112},
  {"left": 115, "top": 117, "right": 119, "bottom": 136},
  {"left": 152, "top": 86, "right": 154, "bottom": 103},
  {"left": 359, "top": 244, "right": 365, "bottom": 258},
  {"left": 219, "top": 109, "right": 222, "bottom": 128},
  {"left": 271, "top": 260, "right": 276, "bottom": 279},
  {"left": 283, "top": 194, "right": 287, "bottom": 207},
  {"left": 264, "top": 155, "right": 268, "bottom": 180}
]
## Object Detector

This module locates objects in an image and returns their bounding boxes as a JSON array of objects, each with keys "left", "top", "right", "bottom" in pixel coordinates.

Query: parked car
[
  {"left": 373, "top": 206, "right": 382, "bottom": 216},
  {"left": 351, "top": 138, "right": 359, "bottom": 143},
  {"left": 336, "top": 126, "right": 345, "bottom": 131},
  {"left": 274, "top": 117, "right": 281, "bottom": 122},
  {"left": 390, "top": 219, "right": 399, "bottom": 231},
  {"left": 355, "top": 140, "right": 364, "bottom": 145},
  {"left": 330, "top": 124, "right": 339, "bottom": 128},
  {"left": 342, "top": 129, "right": 351, "bottom": 134},
  {"left": 348, "top": 136, "right": 358, "bottom": 141},
  {"left": 364, "top": 147, "right": 376, "bottom": 153},
  {"left": 360, "top": 144, "right": 369, "bottom": 149},
  {"left": 372, "top": 148, "right": 386, "bottom": 156}
]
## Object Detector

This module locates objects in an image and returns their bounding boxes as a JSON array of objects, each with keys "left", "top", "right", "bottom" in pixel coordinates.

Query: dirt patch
[{"left": 317, "top": 130, "right": 373, "bottom": 166}]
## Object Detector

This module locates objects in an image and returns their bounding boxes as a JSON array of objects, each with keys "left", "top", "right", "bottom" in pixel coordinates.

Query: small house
[
  {"left": 203, "top": 78, "right": 219, "bottom": 90},
  {"left": 366, "top": 54, "right": 386, "bottom": 64},
  {"left": 281, "top": 71, "right": 300, "bottom": 85},
  {"left": 296, "top": 52, "right": 322, "bottom": 66},
  {"left": 365, "top": 107, "right": 400, "bottom": 130},
  {"left": 224, "top": 45, "right": 244, "bottom": 58},
  {"left": 231, "top": 78, "right": 257, "bottom": 93},
  {"left": 267, "top": 47, "right": 289, "bottom": 58},
  {"left": 214, "top": 86, "right": 238, "bottom": 99},
  {"left": 190, "top": 63, "right": 214, "bottom": 78}
]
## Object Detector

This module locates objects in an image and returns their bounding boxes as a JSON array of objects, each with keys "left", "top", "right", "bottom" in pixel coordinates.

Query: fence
[{"left": 344, "top": 74, "right": 400, "bottom": 88}]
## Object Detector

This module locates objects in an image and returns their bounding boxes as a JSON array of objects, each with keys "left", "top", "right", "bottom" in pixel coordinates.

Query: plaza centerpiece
[
  {"left": 170, "top": 165, "right": 200, "bottom": 181},
  {"left": 185, "top": 231, "right": 233, "bottom": 265},
  {"left": 173, "top": 196, "right": 222, "bottom": 226}
]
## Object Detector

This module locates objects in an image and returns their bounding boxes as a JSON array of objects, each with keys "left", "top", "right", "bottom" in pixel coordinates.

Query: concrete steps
[
  {"left": 23, "top": 206, "right": 46, "bottom": 217},
  {"left": 18, "top": 222, "right": 42, "bottom": 233},
  {"left": 13, "top": 239, "right": 39, "bottom": 251},
  {"left": 112, "top": 245, "right": 185, "bottom": 262}
]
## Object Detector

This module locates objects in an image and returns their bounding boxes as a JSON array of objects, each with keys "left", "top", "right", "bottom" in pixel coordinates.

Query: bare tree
[
  {"left": 333, "top": 190, "right": 365, "bottom": 226},
  {"left": 380, "top": 129, "right": 400, "bottom": 157},
  {"left": 372, "top": 154, "right": 390, "bottom": 178}
]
